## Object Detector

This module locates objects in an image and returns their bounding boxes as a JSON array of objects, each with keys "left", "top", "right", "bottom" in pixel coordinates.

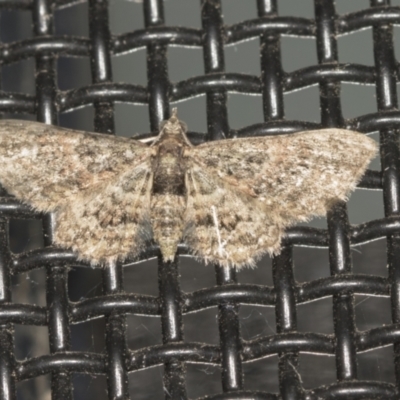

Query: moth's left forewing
[
  {"left": 183, "top": 129, "right": 377, "bottom": 268},
  {"left": 187, "top": 129, "right": 377, "bottom": 223}
]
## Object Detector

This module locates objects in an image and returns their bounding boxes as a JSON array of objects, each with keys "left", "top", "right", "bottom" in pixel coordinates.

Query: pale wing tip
[
  {"left": 321, "top": 127, "right": 378, "bottom": 167},
  {"left": 309, "top": 128, "right": 378, "bottom": 151},
  {"left": 326, "top": 130, "right": 378, "bottom": 205}
]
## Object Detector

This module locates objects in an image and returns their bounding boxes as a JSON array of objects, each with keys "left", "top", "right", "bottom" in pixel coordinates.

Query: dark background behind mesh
[{"left": 0, "top": 0, "right": 398, "bottom": 399}]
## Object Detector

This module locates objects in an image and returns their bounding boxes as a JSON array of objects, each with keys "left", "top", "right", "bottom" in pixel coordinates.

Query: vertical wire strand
[
  {"left": 315, "top": 0, "right": 358, "bottom": 382},
  {"left": 88, "top": 1, "right": 129, "bottom": 398},
  {"left": 0, "top": 8, "right": 15, "bottom": 399},
  {"left": 103, "top": 263, "right": 129, "bottom": 400},
  {"left": 0, "top": 211, "right": 15, "bottom": 400},
  {"left": 144, "top": 0, "right": 169, "bottom": 130},
  {"left": 257, "top": 0, "right": 302, "bottom": 398},
  {"left": 158, "top": 257, "right": 187, "bottom": 399},
  {"left": 201, "top": 0, "right": 229, "bottom": 141},
  {"left": 32, "top": 1, "right": 73, "bottom": 399},
  {"left": 258, "top": 0, "right": 284, "bottom": 121},
  {"left": 89, "top": 0, "right": 115, "bottom": 134},
  {"left": 201, "top": 0, "right": 244, "bottom": 393}
]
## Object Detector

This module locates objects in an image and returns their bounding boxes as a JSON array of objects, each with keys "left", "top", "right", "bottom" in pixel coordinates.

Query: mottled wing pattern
[
  {"left": 183, "top": 164, "right": 282, "bottom": 268},
  {"left": 55, "top": 162, "right": 154, "bottom": 265},
  {"left": 0, "top": 120, "right": 154, "bottom": 264},
  {"left": 183, "top": 129, "right": 377, "bottom": 267}
]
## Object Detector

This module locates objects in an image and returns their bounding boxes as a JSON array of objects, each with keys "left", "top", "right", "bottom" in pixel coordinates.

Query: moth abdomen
[{"left": 151, "top": 194, "right": 185, "bottom": 262}]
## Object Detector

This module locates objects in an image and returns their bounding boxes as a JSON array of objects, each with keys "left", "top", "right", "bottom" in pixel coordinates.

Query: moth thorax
[
  {"left": 163, "top": 124, "right": 182, "bottom": 135},
  {"left": 153, "top": 157, "right": 185, "bottom": 195},
  {"left": 159, "top": 130, "right": 188, "bottom": 146}
]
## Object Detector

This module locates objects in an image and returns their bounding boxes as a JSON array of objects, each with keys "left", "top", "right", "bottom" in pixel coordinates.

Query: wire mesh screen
[{"left": 0, "top": 0, "right": 398, "bottom": 399}]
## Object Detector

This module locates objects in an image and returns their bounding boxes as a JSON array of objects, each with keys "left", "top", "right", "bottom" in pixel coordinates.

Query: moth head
[
  {"left": 153, "top": 108, "right": 192, "bottom": 147},
  {"left": 159, "top": 108, "right": 188, "bottom": 135}
]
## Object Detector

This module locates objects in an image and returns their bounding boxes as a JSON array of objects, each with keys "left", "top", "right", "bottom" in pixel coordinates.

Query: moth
[{"left": 0, "top": 109, "right": 377, "bottom": 268}]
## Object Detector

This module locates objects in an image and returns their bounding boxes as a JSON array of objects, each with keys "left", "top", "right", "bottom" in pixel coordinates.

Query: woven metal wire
[{"left": 0, "top": 0, "right": 398, "bottom": 399}]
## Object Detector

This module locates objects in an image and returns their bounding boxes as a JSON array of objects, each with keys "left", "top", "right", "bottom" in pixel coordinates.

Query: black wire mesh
[{"left": 0, "top": 0, "right": 398, "bottom": 399}]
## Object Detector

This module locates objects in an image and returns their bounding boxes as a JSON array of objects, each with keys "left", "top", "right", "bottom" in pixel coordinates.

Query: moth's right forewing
[{"left": 0, "top": 120, "right": 153, "bottom": 212}]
